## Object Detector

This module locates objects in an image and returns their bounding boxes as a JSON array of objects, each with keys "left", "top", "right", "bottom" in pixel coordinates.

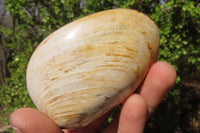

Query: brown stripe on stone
[
  {"left": 106, "top": 53, "right": 134, "bottom": 59},
  {"left": 123, "top": 45, "right": 138, "bottom": 53},
  {"left": 50, "top": 77, "right": 58, "bottom": 81},
  {"left": 96, "top": 64, "right": 122, "bottom": 68}
]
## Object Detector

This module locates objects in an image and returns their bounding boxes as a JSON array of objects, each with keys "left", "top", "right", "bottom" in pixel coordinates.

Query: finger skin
[
  {"left": 10, "top": 108, "right": 62, "bottom": 133},
  {"left": 117, "top": 94, "right": 147, "bottom": 133},
  {"left": 137, "top": 61, "right": 177, "bottom": 115},
  {"left": 9, "top": 108, "right": 113, "bottom": 133},
  {"left": 63, "top": 108, "right": 115, "bottom": 133},
  {"left": 104, "top": 61, "right": 176, "bottom": 132}
]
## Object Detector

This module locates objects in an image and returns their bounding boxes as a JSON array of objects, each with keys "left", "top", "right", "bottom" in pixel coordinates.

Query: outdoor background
[{"left": 0, "top": 0, "right": 199, "bottom": 132}]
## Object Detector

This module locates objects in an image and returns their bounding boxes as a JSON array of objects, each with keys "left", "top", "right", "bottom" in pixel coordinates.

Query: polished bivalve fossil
[{"left": 26, "top": 8, "right": 160, "bottom": 129}]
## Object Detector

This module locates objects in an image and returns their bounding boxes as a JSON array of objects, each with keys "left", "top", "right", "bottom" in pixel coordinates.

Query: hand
[{"left": 10, "top": 61, "right": 176, "bottom": 133}]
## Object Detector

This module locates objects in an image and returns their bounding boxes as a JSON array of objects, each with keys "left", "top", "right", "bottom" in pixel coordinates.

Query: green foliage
[
  {"left": 0, "top": 22, "right": 35, "bottom": 127},
  {"left": 0, "top": 0, "right": 85, "bottom": 128},
  {"left": 0, "top": 0, "right": 199, "bottom": 132},
  {"left": 153, "top": 0, "right": 200, "bottom": 100}
]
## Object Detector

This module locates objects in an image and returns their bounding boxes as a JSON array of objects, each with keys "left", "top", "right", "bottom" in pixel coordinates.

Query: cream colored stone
[{"left": 26, "top": 8, "right": 159, "bottom": 129}]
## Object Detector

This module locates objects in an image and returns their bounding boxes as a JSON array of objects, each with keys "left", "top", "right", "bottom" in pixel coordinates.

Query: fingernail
[
  {"left": 61, "top": 130, "right": 71, "bottom": 133},
  {"left": 61, "top": 130, "right": 69, "bottom": 133},
  {"left": 11, "top": 126, "right": 23, "bottom": 133}
]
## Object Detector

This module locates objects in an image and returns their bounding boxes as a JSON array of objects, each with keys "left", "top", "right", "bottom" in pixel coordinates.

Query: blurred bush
[{"left": 0, "top": 0, "right": 199, "bottom": 132}]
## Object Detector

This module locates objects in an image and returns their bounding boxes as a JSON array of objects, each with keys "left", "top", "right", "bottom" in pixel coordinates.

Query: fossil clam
[{"left": 26, "top": 8, "right": 160, "bottom": 129}]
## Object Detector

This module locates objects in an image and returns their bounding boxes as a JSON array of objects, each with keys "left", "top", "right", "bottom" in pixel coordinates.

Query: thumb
[{"left": 10, "top": 108, "right": 63, "bottom": 133}]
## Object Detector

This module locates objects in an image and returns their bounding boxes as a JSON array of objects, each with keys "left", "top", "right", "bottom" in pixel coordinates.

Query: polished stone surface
[{"left": 27, "top": 8, "right": 159, "bottom": 129}]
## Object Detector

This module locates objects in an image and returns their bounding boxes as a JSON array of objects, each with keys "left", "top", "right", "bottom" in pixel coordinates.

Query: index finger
[{"left": 137, "top": 61, "right": 177, "bottom": 115}]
